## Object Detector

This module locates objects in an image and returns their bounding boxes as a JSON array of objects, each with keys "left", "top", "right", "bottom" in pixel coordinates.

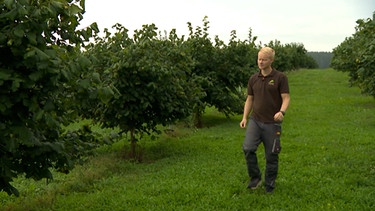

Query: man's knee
[
  {"left": 243, "top": 145, "right": 257, "bottom": 154},
  {"left": 266, "top": 153, "right": 278, "bottom": 163},
  {"left": 243, "top": 148, "right": 257, "bottom": 161}
]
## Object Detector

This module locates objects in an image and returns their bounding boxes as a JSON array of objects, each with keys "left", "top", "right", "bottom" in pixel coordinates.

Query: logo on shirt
[{"left": 268, "top": 79, "right": 275, "bottom": 86}]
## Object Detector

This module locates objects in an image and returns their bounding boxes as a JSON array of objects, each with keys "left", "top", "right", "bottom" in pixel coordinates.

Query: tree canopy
[
  {"left": 0, "top": 0, "right": 100, "bottom": 196},
  {"left": 331, "top": 12, "right": 375, "bottom": 97}
]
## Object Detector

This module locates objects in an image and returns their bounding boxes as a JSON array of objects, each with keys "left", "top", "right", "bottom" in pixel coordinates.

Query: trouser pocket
[
  {"left": 272, "top": 138, "right": 281, "bottom": 154},
  {"left": 272, "top": 123, "right": 282, "bottom": 154}
]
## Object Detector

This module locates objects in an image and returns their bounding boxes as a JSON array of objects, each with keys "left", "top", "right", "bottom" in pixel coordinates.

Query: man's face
[{"left": 257, "top": 52, "right": 273, "bottom": 70}]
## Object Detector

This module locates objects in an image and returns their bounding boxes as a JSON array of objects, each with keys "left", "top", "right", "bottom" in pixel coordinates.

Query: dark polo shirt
[{"left": 247, "top": 68, "right": 289, "bottom": 123}]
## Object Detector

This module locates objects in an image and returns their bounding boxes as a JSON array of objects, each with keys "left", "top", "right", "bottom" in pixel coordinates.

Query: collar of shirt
[{"left": 257, "top": 68, "right": 275, "bottom": 79}]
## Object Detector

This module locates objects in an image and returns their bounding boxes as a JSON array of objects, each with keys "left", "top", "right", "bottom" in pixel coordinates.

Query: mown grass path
[{"left": 1, "top": 69, "right": 374, "bottom": 210}]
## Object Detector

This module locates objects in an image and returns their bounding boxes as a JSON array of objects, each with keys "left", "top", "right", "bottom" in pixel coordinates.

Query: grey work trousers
[{"left": 242, "top": 117, "right": 282, "bottom": 189}]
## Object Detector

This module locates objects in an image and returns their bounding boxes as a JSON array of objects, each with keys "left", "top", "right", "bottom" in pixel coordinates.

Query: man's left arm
[
  {"left": 280, "top": 93, "right": 290, "bottom": 114},
  {"left": 274, "top": 93, "right": 290, "bottom": 122}
]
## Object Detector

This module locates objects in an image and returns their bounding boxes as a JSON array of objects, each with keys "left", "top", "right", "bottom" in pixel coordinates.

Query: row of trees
[
  {"left": 81, "top": 18, "right": 318, "bottom": 160},
  {"left": 331, "top": 12, "right": 375, "bottom": 97},
  {"left": 307, "top": 52, "right": 333, "bottom": 69},
  {"left": 0, "top": 0, "right": 317, "bottom": 196}
]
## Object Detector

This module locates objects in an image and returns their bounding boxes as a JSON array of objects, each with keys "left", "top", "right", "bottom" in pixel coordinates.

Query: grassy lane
[
  {"left": 280, "top": 69, "right": 375, "bottom": 210},
  {"left": 1, "top": 69, "right": 374, "bottom": 210}
]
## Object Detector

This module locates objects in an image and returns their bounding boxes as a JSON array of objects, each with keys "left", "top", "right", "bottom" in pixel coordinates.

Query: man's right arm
[{"left": 240, "top": 95, "right": 253, "bottom": 128}]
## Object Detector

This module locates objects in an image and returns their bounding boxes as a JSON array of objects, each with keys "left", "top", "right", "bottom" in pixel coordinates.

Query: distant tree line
[
  {"left": 307, "top": 52, "right": 333, "bottom": 69},
  {"left": 266, "top": 40, "right": 318, "bottom": 70}
]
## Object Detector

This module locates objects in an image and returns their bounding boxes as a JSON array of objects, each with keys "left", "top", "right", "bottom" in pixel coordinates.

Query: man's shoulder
[
  {"left": 250, "top": 71, "right": 261, "bottom": 78},
  {"left": 273, "top": 69, "right": 287, "bottom": 78}
]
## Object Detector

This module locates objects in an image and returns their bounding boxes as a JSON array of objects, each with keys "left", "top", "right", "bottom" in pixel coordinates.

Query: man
[{"left": 240, "top": 47, "right": 290, "bottom": 193}]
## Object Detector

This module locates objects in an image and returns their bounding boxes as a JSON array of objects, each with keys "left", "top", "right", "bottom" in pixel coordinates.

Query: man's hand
[
  {"left": 274, "top": 111, "right": 284, "bottom": 122},
  {"left": 240, "top": 119, "right": 247, "bottom": 128}
]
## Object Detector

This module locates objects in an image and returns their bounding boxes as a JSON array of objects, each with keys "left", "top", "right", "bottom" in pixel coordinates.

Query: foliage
[
  {"left": 331, "top": 12, "right": 375, "bottom": 97},
  {"left": 211, "top": 32, "right": 258, "bottom": 116},
  {"left": 266, "top": 40, "right": 318, "bottom": 71},
  {"left": 1, "top": 69, "right": 374, "bottom": 210},
  {"left": 185, "top": 17, "right": 259, "bottom": 127},
  {"left": 0, "top": 0, "right": 101, "bottom": 196},
  {"left": 84, "top": 23, "right": 200, "bottom": 159}
]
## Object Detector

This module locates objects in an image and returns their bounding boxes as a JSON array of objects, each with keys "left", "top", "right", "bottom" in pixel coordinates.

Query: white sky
[{"left": 79, "top": 0, "right": 374, "bottom": 52}]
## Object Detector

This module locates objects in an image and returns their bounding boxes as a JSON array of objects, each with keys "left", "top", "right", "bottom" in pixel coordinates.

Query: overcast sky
[{"left": 79, "top": 0, "right": 374, "bottom": 52}]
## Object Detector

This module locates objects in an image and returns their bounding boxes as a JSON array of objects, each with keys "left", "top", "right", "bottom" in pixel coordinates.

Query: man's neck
[{"left": 261, "top": 67, "right": 273, "bottom": 76}]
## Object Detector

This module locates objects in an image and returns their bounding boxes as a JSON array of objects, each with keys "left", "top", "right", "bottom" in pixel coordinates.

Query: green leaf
[
  {"left": 79, "top": 79, "right": 90, "bottom": 89},
  {"left": 90, "top": 22, "right": 99, "bottom": 33},
  {"left": 50, "top": 1, "right": 64, "bottom": 11},
  {"left": 14, "top": 27, "right": 24, "bottom": 38},
  {"left": 35, "top": 48, "right": 50, "bottom": 60},
  {"left": 44, "top": 100, "right": 55, "bottom": 111},
  {"left": 24, "top": 48, "right": 36, "bottom": 59},
  {"left": 78, "top": 56, "right": 91, "bottom": 68},
  {"left": 69, "top": 4, "right": 82, "bottom": 16},
  {"left": 80, "top": 0, "right": 86, "bottom": 11},
  {"left": 34, "top": 110, "right": 44, "bottom": 121},
  {"left": 0, "top": 32, "right": 6, "bottom": 44},
  {"left": 0, "top": 70, "right": 11, "bottom": 80},
  {"left": 98, "top": 86, "right": 114, "bottom": 104},
  {"left": 44, "top": 49, "right": 57, "bottom": 58},
  {"left": 4, "top": 0, "right": 14, "bottom": 9},
  {"left": 45, "top": 142, "right": 64, "bottom": 154},
  {"left": 13, "top": 126, "right": 34, "bottom": 145},
  {"left": 60, "top": 69, "right": 70, "bottom": 80},
  {"left": 29, "top": 71, "right": 43, "bottom": 81},
  {"left": 17, "top": 4, "right": 28, "bottom": 16},
  {"left": 92, "top": 72, "right": 101, "bottom": 83},
  {"left": 11, "top": 79, "right": 22, "bottom": 92}
]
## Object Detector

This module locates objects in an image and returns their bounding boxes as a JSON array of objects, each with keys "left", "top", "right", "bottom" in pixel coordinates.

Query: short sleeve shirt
[{"left": 247, "top": 68, "right": 289, "bottom": 123}]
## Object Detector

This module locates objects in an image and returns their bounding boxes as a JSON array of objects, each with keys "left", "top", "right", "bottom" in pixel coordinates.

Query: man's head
[{"left": 258, "top": 47, "right": 275, "bottom": 71}]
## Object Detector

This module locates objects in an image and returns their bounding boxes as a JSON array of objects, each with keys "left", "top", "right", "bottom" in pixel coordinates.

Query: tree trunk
[
  {"left": 130, "top": 129, "right": 136, "bottom": 159},
  {"left": 193, "top": 110, "right": 203, "bottom": 128}
]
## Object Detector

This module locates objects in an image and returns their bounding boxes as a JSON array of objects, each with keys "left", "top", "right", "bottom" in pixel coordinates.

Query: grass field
[{"left": 1, "top": 69, "right": 375, "bottom": 210}]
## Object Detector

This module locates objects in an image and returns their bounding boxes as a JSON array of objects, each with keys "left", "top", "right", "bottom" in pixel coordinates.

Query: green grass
[{"left": 1, "top": 69, "right": 375, "bottom": 210}]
